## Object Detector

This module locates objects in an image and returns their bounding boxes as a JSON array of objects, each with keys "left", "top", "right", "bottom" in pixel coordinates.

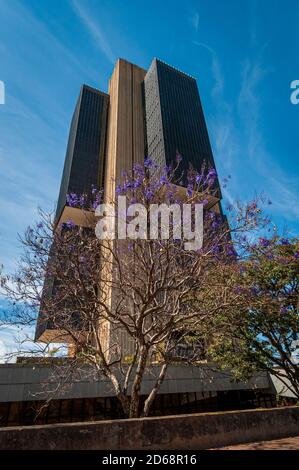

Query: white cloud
[
  {"left": 70, "top": 0, "right": 116, "bottom": 65},
  {"left": 0, "top": 323, "right": 67, "bottom": 363},
  {"left": 237, "top": 58, "right": 299, "bottom": 222},
  {"left": 193, "top": 37, "right": 299, "bottom": 226},
  {"left": 191, "top": 12, "right": 200, "bottom": 32},
  {"left": 193, "top": 41, "right": 224, "bottom": 97},
  {"left": 0, "top": 0, "right": 98, "bottom": 84},
  {"left": 0, "top": 324, "right": 35, "bottom": 362}
]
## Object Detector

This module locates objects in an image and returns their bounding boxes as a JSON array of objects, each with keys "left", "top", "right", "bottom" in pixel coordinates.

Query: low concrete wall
[{"left": 0, "top": 406, "right": 298, "bottom": 450}]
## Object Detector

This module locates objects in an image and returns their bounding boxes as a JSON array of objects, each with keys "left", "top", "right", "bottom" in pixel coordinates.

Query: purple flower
[
  {"left": 187, "top": 173, "right": 195, "bottom": 184},
  {"left": 227, "top": 247, "right": 235, "bottom": 257},
  {"left": 37, "top": 222, "right": 43, "bottom": 229},
  {"left": 247, "top": 202, "right": 258, "bottom": 217},
  {"left": 176, "top": 153, "right": 182, "bottom": 163},
  {"left": 144, "top": 158, "right": 154, "bottom": 168},
  {"left": 79, "top": 195, "right": 86, "bottom": 207},
  {"left": 234, "top": 287, "right": 244, "bottom": 295},
  {"left": 294, "top": 251, "right": 299, "bottom": 259},
  {"left": 259, "top": 238, "right": 270, "bottom": 247},
  {"left": 211, "top": 220, "right": 219, "bottom": 229},
  {"left": 94, "top": 193, "right": 102, "bottom": 205},
  {"left": 206, "top": 168, "right": 217, "bottom": 185},
  {"left": 160, "top": 175, "right": 168, "bottom": 185},
  {"left": 133, "top": 163, "right": 144, "bottom": 174},
  {"left": 124, "top": 181, "right": 133, "bottom": 190},
  {"left": 195, "top": 173, "right": 202, "bottom": 184},
  {"left": 133, "top": 179, "right": 142, "bottom": 189},
  {"left": 130, "top": 197, "right": 137, "bottom": 204},
  {"left": 250, "top": 286, "right": 259, "bottom": 296},
  {"left": 65, "top": 219, "right": 75, "bottom": 229},
  {"left": 145, "top": 190, "right": 154, "bottom": 200},
  {"left": 207, "top": 168, "right": 217, "bottom": 178},
  {"left": 280, "top": 238, "right": 290, "bottom": 245},
  {"left": 280, "top": 306, "right": 288, "bottom": 314},
  {"left": 66, "top": 193, "right": 78, "bottom": 207},
  {"left": 186, "top": 185, "right": 193, "bottom": 197}
]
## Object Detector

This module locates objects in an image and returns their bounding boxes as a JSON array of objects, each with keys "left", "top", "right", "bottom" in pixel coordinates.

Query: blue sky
[{"left": 0, "top": 0, "right": 298, "bottom": 276}]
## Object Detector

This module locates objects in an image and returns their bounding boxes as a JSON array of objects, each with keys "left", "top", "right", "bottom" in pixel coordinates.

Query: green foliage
[{"left": 203, "top": 239, "right": 299, "bottom": 394}]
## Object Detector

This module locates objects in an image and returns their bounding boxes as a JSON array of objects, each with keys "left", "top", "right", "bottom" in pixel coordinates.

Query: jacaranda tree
[{"left": 0, "top": 159, "right": 286, "bottom": 417}]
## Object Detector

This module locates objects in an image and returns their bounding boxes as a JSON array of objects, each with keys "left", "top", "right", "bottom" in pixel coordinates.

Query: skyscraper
[
  {"left": 35, "top": 57, "right": 222, "bottom": 343},
  {"left": 56, "top": 84, "right": 109, "bottom": 224},
  {"left": 144, "top": 59, "right": 220, "bottom": 192}
]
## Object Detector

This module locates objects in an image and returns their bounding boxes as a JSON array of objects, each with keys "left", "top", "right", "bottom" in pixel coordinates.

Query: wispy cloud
[
  {"left": 0, "top": 0, "right": 93, "bottom": 273},
  {"left": 238, "top": 58, "right": 267, "bottom": 149},
  {"left": 193, "top": 33, "right": 299, "bottom": 227},
  {"left": 0, "top": 323, "right": 36, "bottom": 363},
  {"left": 237, "top": 57, "right": 299, "bottom": 222},
  {"left": 0, "top": 0, "right": 98, "bottom": 84},
  {"left": 70, "top": 0, "right": 116, "bottom": 65},
  {"left": 192, "top": 42, "right": 236, "bottom": 171},
  {"left": 191, "top": 12, "right": 200, "bottom": 32},
  {"left": 0, "top": 322, "right": 67, "bottom": 363},
  {"left": 193, "top": 41, "right": 224, "bottom": 97}
]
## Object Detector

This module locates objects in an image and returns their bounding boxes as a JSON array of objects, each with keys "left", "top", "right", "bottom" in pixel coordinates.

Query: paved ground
[{"left": 217, "top": 436, "right": 299, "bottom": 450}]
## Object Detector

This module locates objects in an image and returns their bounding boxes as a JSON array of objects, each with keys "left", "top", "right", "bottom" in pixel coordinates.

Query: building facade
[
  {"left": 104, "top": 59, "right": 146, "bottom": 201},
  {"left": 35, "top": 57, "right": 222, "bottom": 343},
  {"left": 56, "top": 84, "right": 109, "bottom": 222},
  {"left": 144, "top": 59, "right": 218, "bottom": 184}
]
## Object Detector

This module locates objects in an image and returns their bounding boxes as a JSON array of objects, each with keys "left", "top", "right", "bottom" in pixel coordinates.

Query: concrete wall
[
  {"left": 269, "top": 372, "right": 298, "bottom": 398},
  {"left": 0, "top": 363, "right": 270, "bottom": 403},
  {"left": 0, "top": 406, "right": 298, "bottom": 450}
]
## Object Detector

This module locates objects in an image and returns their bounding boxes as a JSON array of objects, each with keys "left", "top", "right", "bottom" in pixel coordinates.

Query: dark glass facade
[
  {"left": 36, "top": 86, "right": 108, "bottom": 341},
  {"left": 56, "top": 85, "right": 109, "bottom": 220},
  {"left": 144, "top": 59, "right": 220, "bottom": 190}
]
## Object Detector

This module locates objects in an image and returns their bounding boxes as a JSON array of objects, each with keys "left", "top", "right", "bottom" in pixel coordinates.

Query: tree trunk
[
  {"left": 129, "top": 344, "right": 148, "bottom": 418},
  {"left": 105, "top": 370, "right": 130, "bottom": 417},
  {"left": 143, "top": 363, "right": 168, "bottom": 417}
]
